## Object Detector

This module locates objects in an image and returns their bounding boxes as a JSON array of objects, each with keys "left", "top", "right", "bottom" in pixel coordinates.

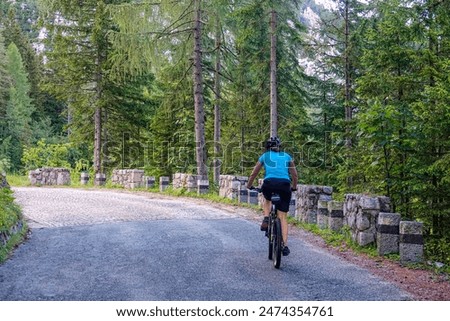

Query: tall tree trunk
[
  {"left": 94, "top": 106, "right": 102, "bottom": 174},
  {"left": 344, "top": 0, "right": 352, "bottom": 144},
  {"left": 193, "top": 0, "right": 207, "bottom": 179},
  {"left": 94, "top": 52, "right": 103, "bottom": 176},
  {"left": 344, "top": 0, "right": 353, "bottom": 187},
  {"left": 270, "top": 9, "right": 277, "bottom": 138},
  {"left": 213, "top": 14, "right": 221, "bottom": 184}
]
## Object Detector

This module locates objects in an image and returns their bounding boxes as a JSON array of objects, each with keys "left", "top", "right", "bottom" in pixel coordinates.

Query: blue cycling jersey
[{"left": 258, "top": 150, "right": 292, "bottom": 181}]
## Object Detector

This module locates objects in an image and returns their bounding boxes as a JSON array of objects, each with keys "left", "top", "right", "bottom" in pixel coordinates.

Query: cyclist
[{"left": 247, "top": 136, "right": 298, "bottom": 256}]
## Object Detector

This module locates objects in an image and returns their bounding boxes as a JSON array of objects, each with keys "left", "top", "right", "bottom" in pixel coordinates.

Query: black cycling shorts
[{"left": 261, "top": 178, "right": 292, "bottom": 213}]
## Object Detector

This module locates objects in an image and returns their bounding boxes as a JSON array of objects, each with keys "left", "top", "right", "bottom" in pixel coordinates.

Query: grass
[{"left": 5, "top": 174, "right": 29, "bottom": 187}]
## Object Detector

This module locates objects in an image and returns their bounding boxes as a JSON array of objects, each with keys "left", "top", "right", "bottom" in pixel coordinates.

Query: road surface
[{"left": 0, "top": 187, "right": 411, "bottom": 301}]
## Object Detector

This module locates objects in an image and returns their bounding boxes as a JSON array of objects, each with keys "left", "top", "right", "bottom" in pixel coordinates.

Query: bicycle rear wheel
[
  {"left": 268, "top": 219, "right": 273, "bottom": 260},
  {"left": 272, "top": 218, "right": 282, "bottom": 269}
]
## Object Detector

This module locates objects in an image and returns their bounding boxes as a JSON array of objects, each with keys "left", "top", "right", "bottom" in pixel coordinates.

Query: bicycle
[{"left": 250, "top": 187, "right": 283, "bottom": 269}]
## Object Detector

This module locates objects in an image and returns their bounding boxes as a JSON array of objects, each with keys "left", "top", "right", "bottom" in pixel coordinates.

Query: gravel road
[{"left": 0, "top": 187, "right": 412, "bottom": 301}]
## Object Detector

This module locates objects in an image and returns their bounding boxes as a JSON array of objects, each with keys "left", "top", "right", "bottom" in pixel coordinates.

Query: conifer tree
[
  {"left": 2, "top": 7, "right": 43, "bottom": 117},
  {"left": 0, "top": 30, "right": 11, "bottom": 166},
  {"left": 0, "top": 30, "right": 9, "bottom": 117},
  {"left": 5, "top": 42, "right": 35, "bottom": 170}
]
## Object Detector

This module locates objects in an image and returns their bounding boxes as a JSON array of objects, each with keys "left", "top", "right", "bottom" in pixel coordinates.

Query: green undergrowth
[
  {"left": 4, "top": 174, "right": 29, "bottom": 187},
  {"left": 0, "top": 223, "right": 28, "bottom": 263},
  {"left": 0, "top": 188, "right": 27, "bottom": 264}
]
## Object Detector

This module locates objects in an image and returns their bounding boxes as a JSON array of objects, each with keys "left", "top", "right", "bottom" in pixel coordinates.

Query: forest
[{"left": 0, "top": 0, "right": 448, "bottom": 263}]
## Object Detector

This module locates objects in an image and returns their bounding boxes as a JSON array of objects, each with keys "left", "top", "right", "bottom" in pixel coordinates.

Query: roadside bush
[
  {"left": 424, "top": 236, "right": 450, "bottom": 272},
  {"left": 21, "top": 139, "right": 72, "bottom": 171},
  {"left": 0, "top": 188, "right": 21, "bottom": 232}
]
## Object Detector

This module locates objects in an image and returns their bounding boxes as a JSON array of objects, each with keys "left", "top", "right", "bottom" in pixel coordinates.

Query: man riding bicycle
[{"left": 247, "top": 136, "right": 298, "bottom": 256}]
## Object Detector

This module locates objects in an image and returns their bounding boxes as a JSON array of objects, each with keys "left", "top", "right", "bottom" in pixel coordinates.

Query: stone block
[
  {"left": 322, "top": 186, "right": 333, "bottom": 195},
  {"left": 400, "top": 243, "right": 424, "bottom": 263},
  {"left": 238, "top": 186, "right": 248, "bottom": 203},
  {"left": 145, "top": 176, "right": 155, "bottom": 188},
  {"left": 130, "top": 170, "right": 144, "bottom": 183},
  {"left": 377, "top": 212, "right": 401, "bottom": 255},
  {"left": 95, "top": 173, "right": 106, "bottom": 186},
  {"left": 356, "top": 212, "right": 371, "bottom": 230},
  {"left": 329, "top": 215, "right": 343, "bottom": 232},
  {"left": 187, "top": 181, "right": 197, "bottom": 193},
  {"left": 306, "top": 209, "right": 317, "bottom": 224},
  {"left": 400, "top": 221, "right": 423, "bottom": 263},
  {"left": 318, "top": 194, "right": 333, "bottom": 202},
  {"left": 317, "top": 200, "right": 329, "bottom": 229},
  {"left": 248, "top": 190, "right": 258, "bottom": 205},
  {"left": 197, "top": 179, "right": 209, "bottom": 194},
  {"left": 360, "top": 196, "right": 380, "bottom": 210},
  {"left": 288, "top": 197, "right": 296, "bottom": 217},
  {"left": 159, "top": 176, "right": 170, "bottom": 192},
  {"left": 377, "top": 234, "right": 399, "bottom": 255},
  {"left": 378, "top": 212, "right": 401, "bottom": 227},
  {"left": 400, "top": 221, "right": 423, "bottom": 235},
  {"left": 80, "top": 172, "right": 89, "bottom": 185},
  {"left": 357, "top": 231, "right": 375, "bottom": 246}
]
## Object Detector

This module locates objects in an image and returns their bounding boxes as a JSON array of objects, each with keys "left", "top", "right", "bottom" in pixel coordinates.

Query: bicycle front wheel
[{"left": 272, "top": 218, "right": 282, "bottom": 269}]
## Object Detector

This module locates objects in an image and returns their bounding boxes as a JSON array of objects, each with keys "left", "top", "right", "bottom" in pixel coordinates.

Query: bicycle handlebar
[{"left": 248, "top": 186, "right": 262, "bottom": 193}]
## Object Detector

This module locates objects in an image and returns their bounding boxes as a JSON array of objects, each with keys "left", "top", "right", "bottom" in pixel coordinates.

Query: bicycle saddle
[{"left": 271, "top": 194, "right": 281, "bottom": 203}]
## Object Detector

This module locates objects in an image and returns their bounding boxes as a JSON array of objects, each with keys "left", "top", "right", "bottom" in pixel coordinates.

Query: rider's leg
[
  {"left": 263, "top": 198, "right": 271, "bottom": 216},
  {"left": 260, "top": 199, "right": 271, "bottom": 231},
  {"left": 277, "top": 211, "right": 288, "bottom": 245}
]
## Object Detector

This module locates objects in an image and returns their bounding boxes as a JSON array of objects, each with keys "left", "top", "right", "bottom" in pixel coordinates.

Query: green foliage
[
  {"left": 21, "top": 139, "right": 72, "bottom": 170},
  {"left": 1, "top": 42, "right": 35, "bottom": 171},
  {"left": 424, "top": 236, "right": 450, "bottom": 271},
  {"left": 0, "top": 29, "right": 9, "bottom": 114},
  {"left": 0, "top": 188, "right": 21, "bottom": 232},
  {"left": 2, "top": 5, "right": 45, "bottom": 122},
  {"left": 39, "top": 0, "right": 156, "bottom": 174},
  {"left": 0, "top": 184, "right": 26, "bottom": 263},
  {"left": 6, "top": 42, "right": 34, "bottom": 142},
  {"left": 4, "top": 174, "right": 29, "bottom": 187}
]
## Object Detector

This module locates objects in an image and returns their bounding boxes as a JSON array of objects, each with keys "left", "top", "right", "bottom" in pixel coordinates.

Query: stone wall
[
  {"left": 172, "top": 173, "right": 200, "bottom": 192},
  {"left": 295, "top": 185, "right": 333, "bottom": 224},
  {"left": 219, "top": 175, "right": 248, "bottom": 200},
  {"left": 29, "top": 168, "right": 71, "bottom": 186},
  {"left": 111, "top": 169, "right": 144, "bottom": 189},
  {"left": 343, "top": 194, "right": 391, "bottom": 246}
]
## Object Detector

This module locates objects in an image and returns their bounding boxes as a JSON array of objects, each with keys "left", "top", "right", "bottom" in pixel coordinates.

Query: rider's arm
[
  {"left": 289, "top": 160, "right": 298, "bottom": 189},
  {"left": 247, "top": 161, "right": 262, "bottom": 188}
]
